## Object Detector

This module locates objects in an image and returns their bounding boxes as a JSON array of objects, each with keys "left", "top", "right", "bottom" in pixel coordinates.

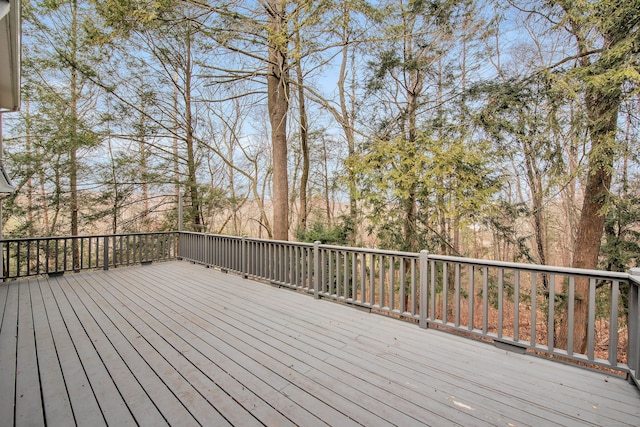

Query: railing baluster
[
  {"left": 379, "top": 255, "right": 385, "bottom": 309},
  {"left": 587, "top": 278, "right": 596, "bottom": 361},
  {"left": 498, "top": 268, "right": 504, "bottom": 339},
  {"left": 400, "top": 258, "right": 406, "bottom": 313},
  {"left": 298, "top": 246, "right": 302, "bottom": 287},
  {"left": 609, "top": 280, "right": 619, "bottom": 366},
  {"left": 308, "top": 247, "right": 314, "bottom": 292},
  {"left": 15, "top": 240, "right": 20, "bottom": 278},
  {"left": 513, "top": 270, "right": 519, "bottom": 341},
  {"left": 328, "top": 250, "right": 334, "bottom": 296},
  {"left": 81, "top": 237, "right": 85, "bottom": 269},
  {"left": 262, "top": 241, "right": 267, "bottom": 279},
  {"left": 279, "top": 244, "right": 284, "bottom": 282},
  {"left": 358, "top": 253, "right": 365, "bottom": 303},
  {"left": 429, "top": 260, "right": 436, "bottom": 322},
  {"left": 531, "top": 272, "right": 537, "bottom": 348},
  {"left": 253, "top": 241, "right": 258, "bottom": 278},
  {"left": 344, "top": 252, "right": 349, "bottom": 299},
  {"left": 113, "top": 235, "right": 117, "bottom": 267},
  {"left": 547, "top": 274, "right": 555, "bottom": 351},
  {"left": 270, "top": 243, "right": 275, "bottom": 281},
  {"left": 103, "top": 236, "right": 109, "bottom": 270},
  {"left": 118, "top": 235, "right": 123, "bottom": 266},
  {"left": 482, "top": 266, "right": 488, "bottom": 334},
  {"left": 292, "top": 246, "right": 298, "bottom": 286},
  {"left": 55, "top": 239, "right": 60, "bottom": 272},
  {"left": 313, "top": 242, "right": 320, "bottom": 298},
  {"left": 284, "top": 246, "right": 295, "bottom": 285},
  {"left": 455, "top": 263, "right": 461, "bottom": 328},
  {"left": 568, "top": 276, "right": 575, "bottom": 357},
  {"left": 468, "top": 266, "right": 475, "bottom": 332},
  {"left": 411, "top": 258, "right": 417, "bottom": 316},
  {"left": 389, "top": 256, "right": 395, "bottom": 312},
  {"left": 300, "top": 246, "right": 306, "bottom": 289},
  {"left": 419, "top": 251, "right": 428, "bottom": 328},
  {"left": 63, "top": 238, "right": 67, "bottom": 271},
  {"left": 442, "top": 262, "right": 448, "bottom": 325},
  {"left": 336, "top": 251, "right": 342, "bottom": 297},
  {"left": 242, "top": 237, "right": 248, "bottom": 279},
  {"left": 369, "top": 253, "right": 375, "bottom": 306},
  {"left": 26, "top": 240, "right": 31, "bottom": 277},
  {"left": 351, "top": 252, "right": 357, "bottom": 301}
]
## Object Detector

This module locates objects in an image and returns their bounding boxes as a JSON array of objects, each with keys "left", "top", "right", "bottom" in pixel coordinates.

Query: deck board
[
  {"left": 56, "top": 273, "right": 196, "bottom": 427},
  {"left": 86, "top": 272, "right": 314, "bottom": 427},
  {"left": 45, "top": 274, "right": 166, "bottom": 426},
  {"left": 113, "top": 266, "right": 365, "bottom": 427},
  {"left": 1, "top": 260, "right": 639, "bottom": 426},
  {"left": 15, "top": 280, "right": 45, "bottom": 426},
  {"left": 130, "top": 267, "right": 488, "bottom": 425},
  {"left": 67, "top": 272, "right": 256, "bottom": 427},
  {"left": 29, "top": 278, "right": 75, "bottom": 426},
  {"left": 45, "top": 274, "right": 116, "bottom": 427},
  {"left": 0, "top": 281, "right": 17, "bottom": 427}
]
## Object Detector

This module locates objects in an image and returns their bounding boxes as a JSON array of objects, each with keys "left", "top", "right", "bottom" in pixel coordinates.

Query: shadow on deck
[{"left": 1, "top": 260, "right": 638, "bottom": 426}]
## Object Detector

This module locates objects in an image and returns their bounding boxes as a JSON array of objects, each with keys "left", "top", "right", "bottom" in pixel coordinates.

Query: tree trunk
[
  {"left": 184, "top": 27, "right": 201, "bottom": 232},
  {"left": 25, "top": 101, "right": 34, "bottom": 234},
  {"left": 107, "top": 135, "right": 119, "bottom": 234},
  {"left": 337, "top": 14, "right": 358, "bottom": 245},
  {"left": 403, "top": 14, "right": 421, "bottom": 254},
  {"left": 70, "top": 0, "right": 80, "bottom": 270},
  {"left": 138, "top": 99, "right": 148, "bottom": 229},
  {"left": 294, "top": 25, "right": 309, "bottom": 234},
  {"left": 39, "top": 146, "right": 49, "bottom": 233},
  {"left": 566, "top": 85, "right": 620, "bottom": 353},
  {"left": 553, "top": 8, "right": 624, "bottom": 351},
  {"left": 322, "top": 140, "right": 332, "bottom": 223},
  {"left": 266, "top": 1, "right": 290, "bottom": 240}
]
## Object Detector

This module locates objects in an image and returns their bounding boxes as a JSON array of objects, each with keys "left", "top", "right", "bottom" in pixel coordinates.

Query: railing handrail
[
  {"left": 0, "top": 230, "right": 176, "bottom": 244},
  {"left": 429, "top": 253, "right": 631, "bottom": 280}
]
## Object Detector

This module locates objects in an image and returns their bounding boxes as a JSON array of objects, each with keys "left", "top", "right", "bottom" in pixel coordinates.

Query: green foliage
[
  {"left": 601, "top": 192, "right": 640, "bottom": 271},
  {"left": 481, "top": 200, "right": 534, "bottom": 263},
  {"left": 351, "top": 131, "right": 502, "bottom": 252},
  {"left": 93, "top": 0, "right": 179, "bottom": 37},
  {"left": 296, "top": 218, "right": 353, "bottom": 245}
]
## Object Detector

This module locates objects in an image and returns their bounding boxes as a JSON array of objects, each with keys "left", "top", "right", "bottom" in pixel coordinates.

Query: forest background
[{"left": 3, "top": 0, "right": 640, "bottom": 277}]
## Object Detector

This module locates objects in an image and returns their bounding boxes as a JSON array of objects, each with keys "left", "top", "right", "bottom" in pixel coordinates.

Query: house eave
[{"left": 0, "top": 0, "right": 21, "bottom": 112}]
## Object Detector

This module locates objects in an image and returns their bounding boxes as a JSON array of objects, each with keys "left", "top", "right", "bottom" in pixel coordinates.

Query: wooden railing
[
  {"left": 1, "top": 232, "right": 178, "bottom": 278},
  {"left": 2, "top": 231, "right": 638, "bottom": 387},
  {"left": 179, "top": 232, "right": 640, "bottom": 387}
]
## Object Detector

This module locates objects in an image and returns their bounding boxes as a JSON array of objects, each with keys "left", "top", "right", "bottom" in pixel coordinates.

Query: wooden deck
[{"left": 1, "top": 261, "right": 638, "bottom": 426}]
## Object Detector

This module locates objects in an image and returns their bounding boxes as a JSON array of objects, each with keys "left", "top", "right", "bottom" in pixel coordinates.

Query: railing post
[
  {"left": 242, "top": 236, "right": 248, "bottom": 278},
  {"left": 178, "top": 192, "right": 183, "bottom": 232},
  {"left": 0, "top": 239, "right": 4, "bottom": 281},
  {"left": 103, "top": 236, "right": 109, "bottom": 271},
  {"left": 628, "top": 268, "right": 640, "bottom": 386},
  {"left": 419, "top": 250, "right": 429, "bottom": 329},
  {"left": 313, "top": 241, "right": 321, "bottom": 299},
  {"left": 176, "top": 231, "right": 182, "bottom": 260}
]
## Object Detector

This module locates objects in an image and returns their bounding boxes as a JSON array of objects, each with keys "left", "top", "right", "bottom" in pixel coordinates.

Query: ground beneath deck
[{"left": 1, "top": 260, "right": 639, "bottom": 426}]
